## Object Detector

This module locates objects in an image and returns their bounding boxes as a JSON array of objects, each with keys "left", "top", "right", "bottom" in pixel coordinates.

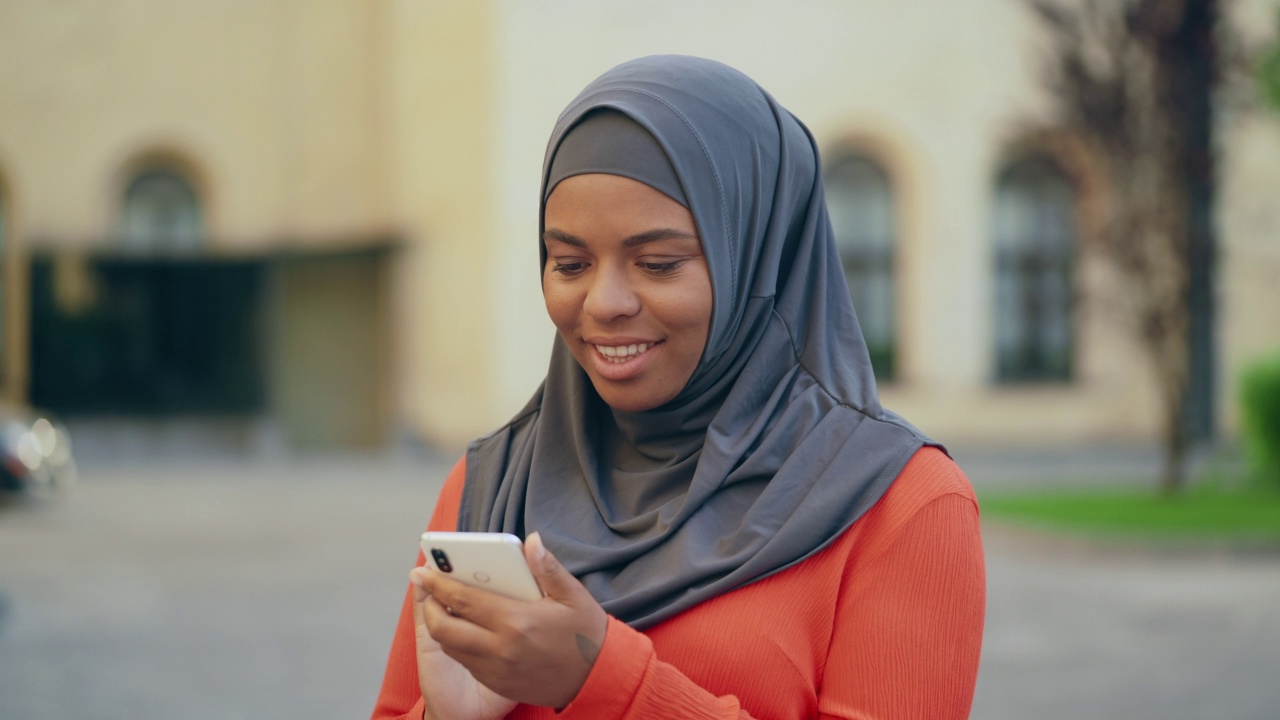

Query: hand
[
  {"left": 410, "top": 570, "right": 516, "bottom": 720},
  {"left": 412, "top": 532, "right": 609, "bottom": 713}
]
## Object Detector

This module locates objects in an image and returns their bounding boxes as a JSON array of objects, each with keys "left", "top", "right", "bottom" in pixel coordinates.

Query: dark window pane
[
  {"left": 993, "top": 157, "right": 1076, "bottom": 382},
  {"left": 121, "top": 170, "right": 202, "bottom": 252},
  {"left": 826, "top": 153, "right": 896, "bottom": 381},
  {"left": 29, "top": 257, "right": 267, "bottom": 414}
]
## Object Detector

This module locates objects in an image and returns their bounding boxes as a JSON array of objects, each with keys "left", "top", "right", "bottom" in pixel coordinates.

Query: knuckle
[
  {"left": 506, "top": 614, "right": 535, "bottom": 638},
  {"left": 494, "top": 646, "right": 522, "bottom": 672},
  {"left": 421, "top": 609, "right": 444, "bottom": 635},
  {"left": 428, "top": 621, "right": 460, "bottom": 647},
  {"left": 444, "top": 591, "right": 473, "bottom": 616}
]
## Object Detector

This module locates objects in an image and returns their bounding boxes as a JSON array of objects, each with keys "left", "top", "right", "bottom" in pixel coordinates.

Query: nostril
[{"left": 585, "top": 281, "right": 640, "bottom": 320}]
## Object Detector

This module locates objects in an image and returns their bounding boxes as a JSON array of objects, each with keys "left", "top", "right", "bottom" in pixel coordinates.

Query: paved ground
[{"left": 1, "top": 449, "right": 1278, "bottom": 719}]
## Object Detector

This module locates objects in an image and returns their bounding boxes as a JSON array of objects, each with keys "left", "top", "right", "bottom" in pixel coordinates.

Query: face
[{"left": 543, "top": 173, "right": 713, "bottom": 413}]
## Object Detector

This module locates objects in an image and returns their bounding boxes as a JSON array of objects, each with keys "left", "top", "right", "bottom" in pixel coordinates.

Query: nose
[{"left": 583, "top": 266, "right": 640, "bottom": 322}]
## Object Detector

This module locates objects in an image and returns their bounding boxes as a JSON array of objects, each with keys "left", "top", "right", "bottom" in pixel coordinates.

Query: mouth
[
  {"left": 593, "top": 342, "right": 656, "bottom": 363},
  {"left": 585, "top": 340, "right": 663, "bottom": 381}
]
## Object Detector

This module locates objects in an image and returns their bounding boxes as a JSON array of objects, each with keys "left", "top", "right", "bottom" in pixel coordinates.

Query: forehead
[{"left": 544, "top": 174, "right": 697, "bottom": 238}]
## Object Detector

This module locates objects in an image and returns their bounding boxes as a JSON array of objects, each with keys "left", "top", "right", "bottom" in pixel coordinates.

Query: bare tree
[{"left": 1025, "top": 0, "right": 1220, "bottom": 493}]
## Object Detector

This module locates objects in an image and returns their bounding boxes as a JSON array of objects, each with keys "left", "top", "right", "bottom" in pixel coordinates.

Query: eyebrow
[{"left": 543, "top": 228, "right": 700, "bottom": 249}]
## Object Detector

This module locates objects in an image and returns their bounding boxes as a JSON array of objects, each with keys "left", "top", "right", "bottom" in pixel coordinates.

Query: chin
[
  {"left": 596, "top": 391, "right": 651, "bottom": 413},
  {"left": 593, "top": 384, "right": 673, "bottom": 413}
]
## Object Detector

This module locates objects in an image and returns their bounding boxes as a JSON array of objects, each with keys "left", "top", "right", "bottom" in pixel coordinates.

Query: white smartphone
[{"left": 419, "top": 531, "right": 543, "bottom": 602}]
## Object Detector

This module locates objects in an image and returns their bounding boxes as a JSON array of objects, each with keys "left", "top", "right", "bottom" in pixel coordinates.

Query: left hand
[{"left": 416, "top": 531, "right": 609, "bottom": 709}]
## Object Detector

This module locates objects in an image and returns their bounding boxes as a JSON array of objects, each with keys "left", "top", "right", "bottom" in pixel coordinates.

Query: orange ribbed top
[{"left": 371, "top": 446, "right": 985, "bottom": 720}]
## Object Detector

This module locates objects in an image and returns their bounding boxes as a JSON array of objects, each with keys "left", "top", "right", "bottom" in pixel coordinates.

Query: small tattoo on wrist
[{"left": 575, "top": 633, "right": 600, "bottom": 665}]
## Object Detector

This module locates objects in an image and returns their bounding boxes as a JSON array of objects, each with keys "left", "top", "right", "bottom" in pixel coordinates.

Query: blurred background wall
[{"left": 0, "top": 0, "right": 1276, "bottom": 454}]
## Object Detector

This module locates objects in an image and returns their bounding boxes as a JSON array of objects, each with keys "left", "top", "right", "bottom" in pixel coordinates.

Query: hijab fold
[{"left": 459, "top": 55, "right": 937, "bottom": 630}]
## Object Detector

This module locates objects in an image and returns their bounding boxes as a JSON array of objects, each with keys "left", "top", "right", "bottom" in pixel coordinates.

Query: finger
[
  {"left": 420, "top": 567, "right": 524, "bottom": 630},
  {"left": 409, "top": 567, "right": 430, "bottom": 603},
  {"left": 420, "top": 590, "right": 503, "bottom": 656},
  {"left": 409, "top": 568, "right": 440, "bottom": 651},
  {"left": 524, "top": 531, "right": 585, "bottom": 605}
]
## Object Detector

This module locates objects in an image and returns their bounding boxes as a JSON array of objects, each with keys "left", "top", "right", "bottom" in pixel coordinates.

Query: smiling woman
[
  {"left": 372, "top": 55, "right": 985, "bottom": 720},
  {"left": 543, "top": 172, "right": 712, "bottom": 413}
]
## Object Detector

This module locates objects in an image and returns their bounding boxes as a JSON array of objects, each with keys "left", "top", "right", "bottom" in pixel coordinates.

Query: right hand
[{"left": 410, "top": 567, "right": 517, "bottom": 720}]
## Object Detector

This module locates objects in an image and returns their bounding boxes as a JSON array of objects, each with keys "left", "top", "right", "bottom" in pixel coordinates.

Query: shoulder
[
  {"left": 444, "top": 454, "right": 468, "bottom": 493},
  {"left": 886, "top": 445, "right": 978, "bottom": 513},
  {"left": 425, "top": 455, "right": 469, "bottom": 532},
  {"left": 836, "top": 446, "right": 979, "bottom": 561}
]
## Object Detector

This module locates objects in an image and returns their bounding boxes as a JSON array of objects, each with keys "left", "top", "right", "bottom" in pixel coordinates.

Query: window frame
[
  {"left": 119, "top": 168, "right": 204, "bottom": 254},
  {"left": 991, "top": 154, "right": 1078, "bottom": 384},
  {"left": 823, "top": 150, "right": 898, "bottom": 382}
]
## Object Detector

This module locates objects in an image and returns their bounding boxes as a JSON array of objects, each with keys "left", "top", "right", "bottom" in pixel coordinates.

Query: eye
[
  {"left": 550, "top": 260, "right": 588, "bottom": 276},
  {"left": 640, "top": 260, "right": 683, "bottom": 275}
]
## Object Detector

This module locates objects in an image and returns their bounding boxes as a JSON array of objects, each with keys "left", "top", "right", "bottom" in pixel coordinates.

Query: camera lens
[{"left": 430, "top": 548, "right": 452, "bottom": 573}]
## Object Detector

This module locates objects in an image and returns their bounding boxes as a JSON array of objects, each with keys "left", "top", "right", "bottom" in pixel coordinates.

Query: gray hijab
[{"left": 459, "top": 55, "right": 937, "bottom": 630}]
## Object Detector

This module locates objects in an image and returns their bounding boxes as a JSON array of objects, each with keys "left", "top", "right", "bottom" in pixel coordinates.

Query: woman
[{"left": 372, "top": 55, "right": 985, "bottom": 720}]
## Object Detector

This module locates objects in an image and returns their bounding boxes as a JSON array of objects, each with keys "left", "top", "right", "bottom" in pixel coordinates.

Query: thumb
[
  {"left": 408, "top": 568, "right": 439, "bottom": 650},
  {"left": 525, "top": 531, "right": 582, "bottom": 603}
]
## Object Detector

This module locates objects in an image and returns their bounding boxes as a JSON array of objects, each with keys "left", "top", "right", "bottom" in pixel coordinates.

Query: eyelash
[
  {"left": 550, "top": 260, "right": 684, "bottom": 276},
  {"left": 551, "top": 262, "right": 587, "bottom": 276},
  {"left": 641, "top": 261, "right": 682, "bottom": 275}
]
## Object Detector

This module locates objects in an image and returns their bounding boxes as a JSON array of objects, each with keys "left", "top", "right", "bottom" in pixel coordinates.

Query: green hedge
[
  {"left": 1239, "top": 351, "right": 1280, "bottom": 488},
  {"left": 1261, "top": 11, "right": 1280, "bottom": 112}
]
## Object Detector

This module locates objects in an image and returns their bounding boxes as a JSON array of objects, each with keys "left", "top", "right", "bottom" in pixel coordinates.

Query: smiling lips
[
  {"left": 588, "top": 340, "right": 662, "bottom": 381},
  {"left": 594, "top": 342, "right": 653, "bottom": 363}
]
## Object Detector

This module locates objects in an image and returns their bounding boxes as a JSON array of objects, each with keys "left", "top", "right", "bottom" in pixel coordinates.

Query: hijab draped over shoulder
[{"left": 460, "top": 55, "right": 936, "bottom": 630}]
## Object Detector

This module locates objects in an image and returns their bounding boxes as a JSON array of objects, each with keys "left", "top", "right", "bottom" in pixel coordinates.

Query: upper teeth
[{"left": 595, "top": 343, "right": 650, "bottom": 361}]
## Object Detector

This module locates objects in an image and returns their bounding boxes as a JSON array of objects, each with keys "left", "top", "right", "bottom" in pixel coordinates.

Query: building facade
[{"left": 1, "top": 0, "right": 1277, "bottom": 453}]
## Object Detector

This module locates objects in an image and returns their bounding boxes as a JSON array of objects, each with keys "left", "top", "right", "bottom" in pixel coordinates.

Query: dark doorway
[{"left": 29, "top": 255, "right": 266, "bottom": 415}]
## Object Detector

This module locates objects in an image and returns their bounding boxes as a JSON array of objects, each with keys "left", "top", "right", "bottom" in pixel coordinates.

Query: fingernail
[{"left": 530, "top": 531, "right": 547, "bottom": 563}]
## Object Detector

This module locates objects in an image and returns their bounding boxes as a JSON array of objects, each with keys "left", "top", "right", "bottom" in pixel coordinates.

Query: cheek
[
  {"left": 674, "top": 276, "right": 714, "bottom": 345},
  {"left": 688, "top": 297, "right": 714, "bottom": 354},
  {"left": 542, "top": 281, "right": 578, "bottom": 334},
  {"left": 648, "top": 285, "right": 712, "bottom": 355}
]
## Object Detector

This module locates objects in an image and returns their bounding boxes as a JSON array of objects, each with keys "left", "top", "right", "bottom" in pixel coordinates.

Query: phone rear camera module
[{"left": 430, "top": 548, "right": 453, "bottom": 573}]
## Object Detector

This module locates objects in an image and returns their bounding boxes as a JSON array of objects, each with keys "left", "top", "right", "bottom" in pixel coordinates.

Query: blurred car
[{"left": 0, "top": 403, "right": 77, "bottom": 497}]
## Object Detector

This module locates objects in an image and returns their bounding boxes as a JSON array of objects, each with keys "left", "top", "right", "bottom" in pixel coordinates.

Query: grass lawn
[{"left": 979, "top": 482, "right": 1280, "bottom": 543}]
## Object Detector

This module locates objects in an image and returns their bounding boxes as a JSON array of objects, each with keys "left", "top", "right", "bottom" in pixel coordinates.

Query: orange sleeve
[
  {"left": 558, "top": 616, "right": 759, "bottom": 720},
  {"left": 819, "top": 491, "right": 986, "bottom": 719},
  {"left": 369, "top": 457, "right": 468, "bottom": 720}
]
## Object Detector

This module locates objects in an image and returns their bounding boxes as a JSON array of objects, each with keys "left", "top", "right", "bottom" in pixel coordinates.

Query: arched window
[
  {"left": 825, "top": 152, "right": 896, "bottom": 380},
  {"left": 120, "top": 169, "right": 202, "bottom": 252},
  {"left": 992, "top": 156, "right": 1076, "bottom": 383}
]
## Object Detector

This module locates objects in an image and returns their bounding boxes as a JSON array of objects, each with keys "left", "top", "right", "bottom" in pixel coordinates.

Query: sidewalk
[{"left": 1, "top": 445, "right": 1275, "bottom": 719}]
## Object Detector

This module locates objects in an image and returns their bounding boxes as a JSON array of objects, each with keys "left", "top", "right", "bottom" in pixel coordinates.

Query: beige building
[{"left": 1, "top": 0, "right": 1277, "bottom": 454}]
